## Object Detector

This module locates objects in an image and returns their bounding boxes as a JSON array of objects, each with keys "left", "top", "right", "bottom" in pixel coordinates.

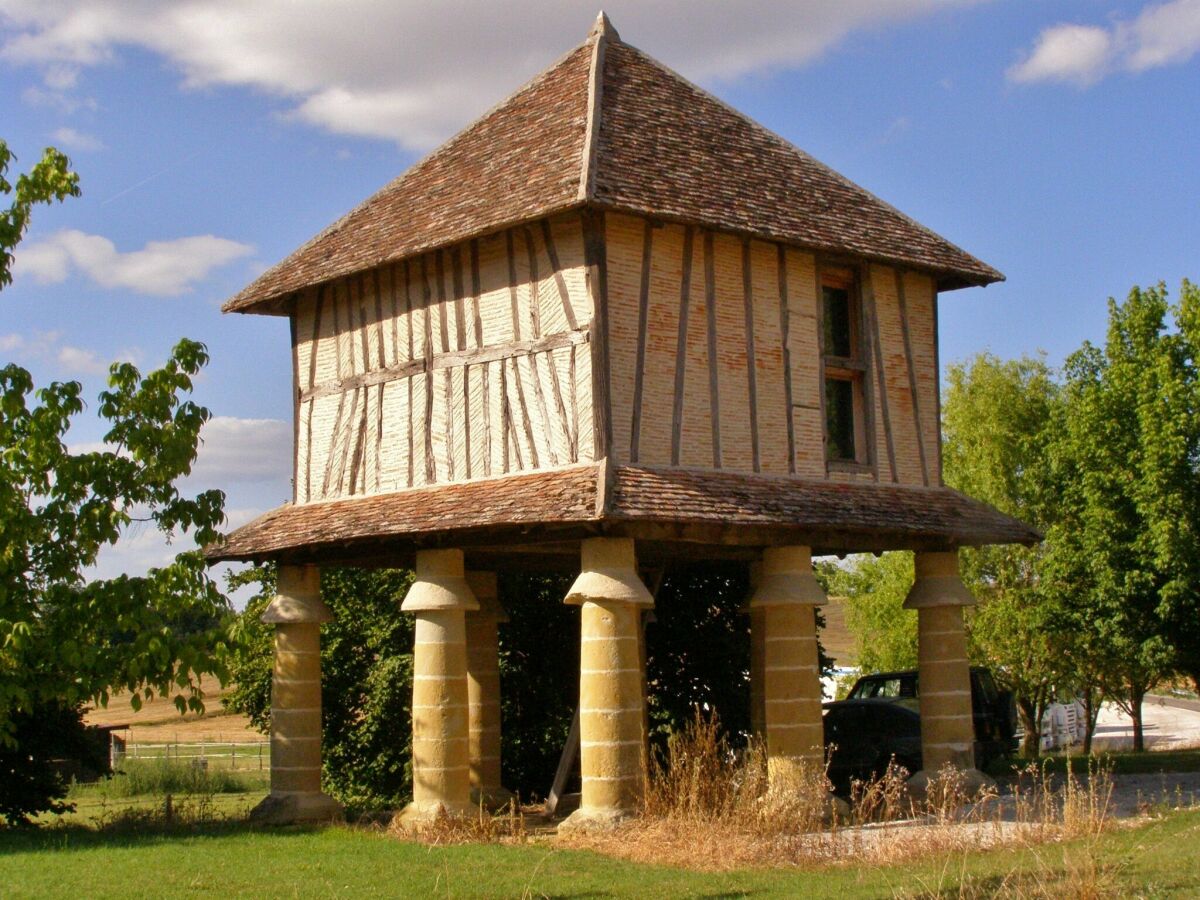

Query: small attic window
[{"left": 821, "top": 269, "right": 869, "bottom": 466}]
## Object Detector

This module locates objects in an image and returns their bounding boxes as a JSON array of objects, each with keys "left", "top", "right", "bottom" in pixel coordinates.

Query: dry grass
[
  {"left": 386, "top": 798, "right": 529, "bottom": 846},
  {"left": 382, "top": 711, "right": 1137, "bottom": 897},
  {"left": 560, "top": 710, "right": 1121, "bottom": 877}
]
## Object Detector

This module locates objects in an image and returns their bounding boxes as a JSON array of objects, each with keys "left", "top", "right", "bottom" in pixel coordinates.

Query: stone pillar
[
  {"left": 746, "top": 561, "right": 767, "bottom": 741},
  {"left": 904, "top": 551, "right": 992, "bottom": 794},
  {"left": 399, "top": 549, "right": 479, "bottom": 826},
  {"left": 749, "top": 547, "right": 827, "bottom": 789},
  {"left": 464, "top": 570, "right": 514, "bottom": 809},
  {"left": 251, "top": 564, "right": 343, "bottom": 825},
  {"left": 559, "top": 537, "right": 654, "bottom": 831}
]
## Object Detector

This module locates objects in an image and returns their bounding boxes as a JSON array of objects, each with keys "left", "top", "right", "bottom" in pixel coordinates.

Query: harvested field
[{"left": 83, "top": 675, "right": 262, "bottom": 745}]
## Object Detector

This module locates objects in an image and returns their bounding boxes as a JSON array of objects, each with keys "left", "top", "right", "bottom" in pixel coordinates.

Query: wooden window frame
[{"left": 819, "top": 266, "right": 873, "bottom": 471}]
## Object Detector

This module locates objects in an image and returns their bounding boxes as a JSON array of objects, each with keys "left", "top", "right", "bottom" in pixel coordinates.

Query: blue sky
[{"left": 1, "top": 0, "right": 1198, "bottom": 579}]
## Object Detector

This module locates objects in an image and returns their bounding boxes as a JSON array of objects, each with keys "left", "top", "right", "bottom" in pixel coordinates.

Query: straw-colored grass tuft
[
  {"left": 387, "top": 799, "right": 528, "bottom": 845},
  {"left": 560, "top": 709, "right": 1122, "bottom": 874}
]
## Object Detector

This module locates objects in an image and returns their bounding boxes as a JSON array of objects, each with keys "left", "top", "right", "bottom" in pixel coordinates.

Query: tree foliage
[
  {"left": 1043, "top": 282, "right": 1200, "bottom": 750},
  {"left": 228, "top": 565, "right": 583, "bottom": 806},
  {"left": 227, "top": 562, "right": 770, "bottom": 807},
  {"left": 646, "top": 563, "right": 753, "bottom": 742},
  {"left": 1, "top": 140, "right": 79, "bottom": 288},
  {"left": 1, "top": 139, "right": 231, "bottom": 823},
  {"left": 942, "top": 353, "right": 1068, "bottom": 755},
  {"left": 817, "top": 552, "right": 917, "bottom": 674},
  {"left": 835, "top": 282, "right": 1200, "bottom": 756},
  {"left": 227, "top": 565, "right": 416, "bottom": 808}
]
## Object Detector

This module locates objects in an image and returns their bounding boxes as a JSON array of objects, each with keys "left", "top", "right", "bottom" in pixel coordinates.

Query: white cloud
[
  {"left": 190, "top": 416, "right": 292, "bottom": 485},
  {"left": 42, "top": 62, "right": 77, "bottom": 88},
  {"left": 56, "top": 343, "right": 107, "bottom": 375},
  {"left": 1, "top": 329, "right": 137, "bottom": 375},
  {"left": 13, "top": 229, "right": 254, "bottom": 296},
  {"left": 1127, "top": 0, "right": 1200, "bottom": 69},
  {"left": 68, "top": 418, "right": 291, "bottom": 487},
  {"left": 51, "top": 125, "right": 103, "bottom": 151},
  {"left": 20, "top": 82, "right": 96, "bottom": 113},
  {"left": 0, "top": 329, "right": 61, "bottom": 358},
  {"left": 0, "top": 1, "right": 985, "bottom": 150},
  {"left": 1009, "top": 0, "right": 1200, "bottom": 86},
  {"left": 1008, "top": 24, "right": 1113, "bottom": 86}
]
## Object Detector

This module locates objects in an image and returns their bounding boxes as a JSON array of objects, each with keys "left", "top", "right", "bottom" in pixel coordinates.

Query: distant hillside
[{"left": 84, "top": 675, "right": 261, "bottom": 743}]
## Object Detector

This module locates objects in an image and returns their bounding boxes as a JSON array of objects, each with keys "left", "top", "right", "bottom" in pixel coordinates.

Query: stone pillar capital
[
  {"left": 565, "top": 537, "right": 654, "bottom": 608},
  {"left": 465, "top": 570, "right": 508, "bottom": 622},
  {"left": 903, "top": 551, "right": 976, "bottom": 609},
  {"left": 261, "top": 564, "right": 332, "bottom": 624},
  {"left": 402, "top": 548, "right": 480, "bottom": 613},
  {"left": 749, "top": 545, "right": 827, "bottom": 608}
]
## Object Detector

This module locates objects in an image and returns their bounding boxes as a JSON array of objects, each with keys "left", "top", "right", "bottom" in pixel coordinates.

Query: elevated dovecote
[
  {"left": 210, "top": 14, "right": 1034, "bottom": 570},
  {"left": 214, "top": 13, "right": 1037, "bottom": 830}
]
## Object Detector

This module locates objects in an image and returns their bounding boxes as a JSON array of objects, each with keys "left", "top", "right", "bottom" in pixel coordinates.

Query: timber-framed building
[{"left": 209, "top": 14, "right": 1037, "bottom": 827}]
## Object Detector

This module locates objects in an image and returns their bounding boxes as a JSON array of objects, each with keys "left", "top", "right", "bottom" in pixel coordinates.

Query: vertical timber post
[
  {"left": 251, "top": 564, "right": 343, "bottom": 825},
  {"left": 559, "top": 537, "right": 654, "bottom": 831}
]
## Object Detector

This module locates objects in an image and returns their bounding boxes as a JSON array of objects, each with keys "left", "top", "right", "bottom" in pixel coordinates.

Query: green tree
[
  {"left": 1044, "top": 282, "right": 1199, "bottom": 751},
  {"left": 818, "top": 552, "right": 916, "bottom": 674},
  {"left": 942, "top": 353, "right": 1065, "bottom": 756},
  {"left": 227, "top": 565, "right": 582, "bottom": 806},
  {"left": 646, "top": 563, "right": 752, "bottom": 741},
  {"left": 1, "top": 141, "right": 230, "bottom": 822},
  {"left": 227, "top": 563, "right": 770, "bottom": 807},
  {"left": 227, "top": 564, "right": 417, "bottom": 808},
  {"left": 1, "top": 141, "right": 79, "bottom": 287}
]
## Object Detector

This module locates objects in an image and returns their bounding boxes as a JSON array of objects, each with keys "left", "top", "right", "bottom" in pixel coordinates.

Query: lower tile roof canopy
[{"left": 205, "top": 464, "right": 1040, "bottom": 567}]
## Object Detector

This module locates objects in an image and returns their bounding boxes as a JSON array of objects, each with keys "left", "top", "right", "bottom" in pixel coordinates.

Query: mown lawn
[{"left": 2, "top": 808, "right": 1199, "bottom": 898}]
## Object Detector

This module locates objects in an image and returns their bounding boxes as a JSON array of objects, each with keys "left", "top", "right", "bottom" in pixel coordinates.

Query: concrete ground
[{"left": 1092, "top": 697, "right": 1200, "bottom": 752}]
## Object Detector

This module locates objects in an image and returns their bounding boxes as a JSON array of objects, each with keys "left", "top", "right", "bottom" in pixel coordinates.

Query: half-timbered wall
[
  {"left": 292, "top": 213, "right": 593, "bottom": 504},
  {"left": 604, "top": 212, "right": 941, "bottom": 486}
]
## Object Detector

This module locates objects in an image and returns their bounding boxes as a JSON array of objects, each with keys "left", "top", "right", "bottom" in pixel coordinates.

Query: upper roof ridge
[
  {"left": 578, "top": 13, "right": 613, "bottom": 201},
  {"left": 589, "top": 10, "right": 619, "bottom": 42},
  {"left": 601, "top": 40, "right": 997, "bottom": 282},
  {"left": 222, "top": 14, "right": 1001, "bottom": 315}
]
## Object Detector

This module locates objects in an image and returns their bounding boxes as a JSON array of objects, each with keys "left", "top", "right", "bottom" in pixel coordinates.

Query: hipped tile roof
[
  {"left": 224, "top": 14, "right": 1002, "bottom": 315},
  {"left": 607, "top": 466, "right": 1041, "bottom": 548},
  {"left": 206, "top": 464, "right": 1039, "bottom": 563},
  {"left": 207, "top": 465, "right": 599, "bottom": 562}
]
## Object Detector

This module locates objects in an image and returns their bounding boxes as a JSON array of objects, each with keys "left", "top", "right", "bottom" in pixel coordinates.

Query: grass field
[
  {"left": 991, "top": 748, "right": 1200, "bottom": 777},
  {"left": 7, "top": 749, "right": 1197, "bottom": 896},
  {"left": 1, "top": 808, "right": 1197, "bottom": 898}
]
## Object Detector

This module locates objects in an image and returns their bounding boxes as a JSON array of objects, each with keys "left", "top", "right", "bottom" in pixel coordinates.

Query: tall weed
[{"left": 77, "top": 759, "right": 259, "bottom": 798}]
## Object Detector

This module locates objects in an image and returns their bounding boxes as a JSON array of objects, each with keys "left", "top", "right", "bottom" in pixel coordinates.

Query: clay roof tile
[{"left": 224, "top": 17, "right": 1001, "bottom": 315}]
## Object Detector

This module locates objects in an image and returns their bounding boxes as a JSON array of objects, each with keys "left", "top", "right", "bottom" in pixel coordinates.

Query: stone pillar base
[
  {"left": 250, "top": 791, "right": 343, "bottom": 826},
  {"left": 556, "top": 805, "right": 634, "bottom": 833},
  {"left": 905, "top": 767, "right": 996, "bottom": 803},
  {"left": 395, "top": 798, "right": 481, "bottom": 830},
  {"left": 470, "top": 785, "right": 516, "bottom": 812}
]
